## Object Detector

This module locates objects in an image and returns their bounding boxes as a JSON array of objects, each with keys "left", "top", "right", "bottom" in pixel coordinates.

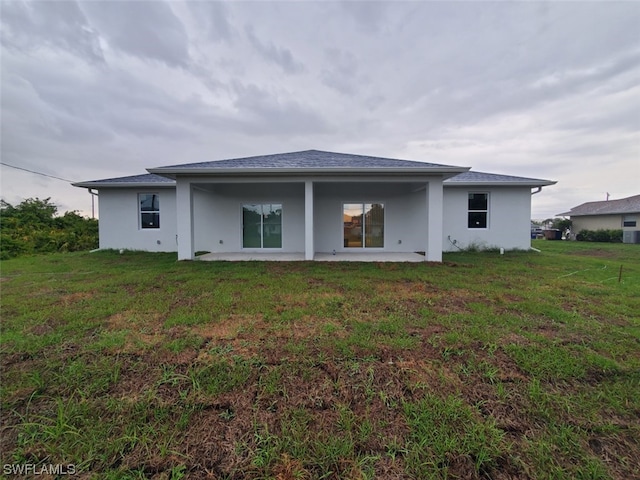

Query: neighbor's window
[
  {"left": 468, "top": 193, "right": 488, "bottom": 229},
  {"left": 242, "top": 204, "right": 282, "bottom": 248},
  {"left": 139, "top": 193, "right": 160, "bottom": 229},
  {"left": 623, "top": 215, "right": 637, "bottom": 227},
  {"left": 343, "top": 203, "right": 384, "bottom": 248}
]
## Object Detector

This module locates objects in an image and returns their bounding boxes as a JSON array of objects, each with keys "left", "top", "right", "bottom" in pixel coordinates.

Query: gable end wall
[
  {"left": 98, "top": 189, "right": 178, "bottom": 252},
  {"left": 443, "top": 187, "right": 532, "bottom": 251}
]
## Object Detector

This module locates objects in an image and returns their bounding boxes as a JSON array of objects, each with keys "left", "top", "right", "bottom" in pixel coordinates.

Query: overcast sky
[{"left": 1, "top": 0, "right": 638, "bottom": 219}]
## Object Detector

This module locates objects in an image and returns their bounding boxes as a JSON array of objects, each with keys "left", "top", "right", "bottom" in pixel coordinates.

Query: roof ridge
[{"left": 149, "top": 149, "right": 465, "bottom": 170}]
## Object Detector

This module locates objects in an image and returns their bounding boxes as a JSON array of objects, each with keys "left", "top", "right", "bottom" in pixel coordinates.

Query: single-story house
[
  {"left": 558, "top": 194, "right": 640, "bottom": 234},
  {"left": 73, "top": 150, "right": 555, "bottom": 262}
]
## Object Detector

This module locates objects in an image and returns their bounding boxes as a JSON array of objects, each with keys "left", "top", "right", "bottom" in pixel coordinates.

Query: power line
[{"left": 0, "top": 161, "right": 75, "bottom": 183}]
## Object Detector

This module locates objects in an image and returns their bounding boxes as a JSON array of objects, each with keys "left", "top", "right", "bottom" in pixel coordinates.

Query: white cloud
[{"left": 80, "top": 1, "right": 189, "bottom": 67}]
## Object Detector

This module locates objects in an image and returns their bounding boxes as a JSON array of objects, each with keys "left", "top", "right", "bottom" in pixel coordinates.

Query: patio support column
[
  {"left": 305, "top": 180, "right": 314, "bottom": 260},
  {"left": 425, "top": 179, "right": 444, "bottom": 262},
  {"left": 176, "top": 179, "right": 194, "bottom": 260}
]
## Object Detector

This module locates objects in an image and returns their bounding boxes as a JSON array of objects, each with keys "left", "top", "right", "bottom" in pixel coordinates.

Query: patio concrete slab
[
  {"left": 197, "top": 252, "right": 426, "bottom": 262},
  {"left": 197, "top": 252, "right": 306, "bottom": 261},
  {"left": 314, "top": 252, "right": 425, "bottom": 262}
]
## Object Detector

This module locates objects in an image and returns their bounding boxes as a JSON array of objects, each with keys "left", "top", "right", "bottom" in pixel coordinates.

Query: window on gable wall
[
  {"left": 468, "top": 193, "right": 488, "bottom": 229},
  {"left": 139, "top": 193, "right": 160, "bottom": 229}
]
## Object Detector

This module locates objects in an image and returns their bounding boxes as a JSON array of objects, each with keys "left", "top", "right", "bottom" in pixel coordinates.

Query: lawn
[{"left": 1, "top": 240, "right": 638, "bottom": 479}]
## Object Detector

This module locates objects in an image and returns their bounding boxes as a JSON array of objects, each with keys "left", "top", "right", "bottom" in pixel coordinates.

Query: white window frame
[
  {"left": 468, "top": 192, "right": 489, "bottom": 229},
  {"left": 139, "top": 193, "right": 160, "bottom": 230}
]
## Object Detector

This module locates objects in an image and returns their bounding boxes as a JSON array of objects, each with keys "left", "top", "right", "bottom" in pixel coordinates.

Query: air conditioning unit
[{"left": 622, "top": 230, "right": 640, "bottom": 244}]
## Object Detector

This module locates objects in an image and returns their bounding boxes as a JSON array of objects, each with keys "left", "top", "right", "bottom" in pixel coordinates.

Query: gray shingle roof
[
  {"left": 445, "top": 170, "right": 555, "bottom": 186},
  {"left": 73, "top": 173, "right": 175, "bottom": 188},
  {"left": 73, "top": 151, "right": 556, "bottom": 188},
  {"left": 558, "top": 194, "right": 640, "bottom": 217},
  {"left": 150, "top": 149, "right": 464, "bottom": 171}
]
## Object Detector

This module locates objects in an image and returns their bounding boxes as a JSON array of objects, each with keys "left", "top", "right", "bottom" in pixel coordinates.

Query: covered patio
[{"left": 182, "top": 178, "right": 446, "bottom": 262}]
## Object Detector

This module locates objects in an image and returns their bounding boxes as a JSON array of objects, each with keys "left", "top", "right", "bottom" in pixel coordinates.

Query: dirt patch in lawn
[{"left": 3, "top": 325, "right": 639, "bottom": 480}]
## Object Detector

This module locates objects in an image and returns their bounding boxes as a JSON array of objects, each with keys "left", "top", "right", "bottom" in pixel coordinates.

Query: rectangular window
[
  {"left": 139, "top": 193, "right": 160, "bottom": 229},
  {"left": 242, "top": 204, "right": 282, "bottom": 248},
  {"left": 623, "top": 215, "right": 637, "bottom": 227},
  {"left": 468, "top": 193, "right": 488, "bottom": 229},
  {"left": 343, "top": 203, "right": 384, "bottom": 248}
]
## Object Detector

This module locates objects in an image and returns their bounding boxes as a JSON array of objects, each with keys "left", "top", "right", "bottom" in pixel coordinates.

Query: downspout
[
  {"left": 530, "top": 187, "right": 542, "bottom": 252},
  {"left": 89, "top": 188, "right": 98, "bottom": 219},
  {"left": 88, "top": 188, "right": 100, "bottom": 252}
]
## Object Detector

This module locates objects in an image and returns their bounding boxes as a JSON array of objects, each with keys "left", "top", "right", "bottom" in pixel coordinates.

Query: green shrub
[
  {"left": 575, "top": 229, "right": 622, "bottom": 243},
  {"left": 0, "top": 198, "right": 98, "bottom": 259}
]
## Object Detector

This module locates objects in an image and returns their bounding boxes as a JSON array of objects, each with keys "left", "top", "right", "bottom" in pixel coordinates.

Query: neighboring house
[
  {"left": 558, "top": 194, "right": 640, "bottom": 234},
  {"left": 73, "top": 150, "right": 555, "bottom": 262}
]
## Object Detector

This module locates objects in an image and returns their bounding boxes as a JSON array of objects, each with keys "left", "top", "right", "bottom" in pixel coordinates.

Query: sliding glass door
[
  {"left": 343, "top": 203, "right": 384, "bottom": 248},
  {"left": 243, "top": 204, "right": 282, "bottom": 248}
]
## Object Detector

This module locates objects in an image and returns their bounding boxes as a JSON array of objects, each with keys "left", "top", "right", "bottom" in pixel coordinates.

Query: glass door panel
[
  {"left": 364, "top": 203, "right": 384, "bottom": 247},
  {"left": 242, "top": 205, "right": 262, "bottom": 248},
  {"left": 262, "top": 204, "right": 282, "bottom": 248},
  {"left": 343, "top": 204, "right": 364, "bottom": 247}
]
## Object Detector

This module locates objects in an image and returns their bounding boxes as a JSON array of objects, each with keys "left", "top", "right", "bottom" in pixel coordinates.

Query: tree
[
  {"left": 542, "top": 217, "right": 572, "bottom": 231},
  {"left": 0, "top": 198, "right": 98, "bottom": 259}
]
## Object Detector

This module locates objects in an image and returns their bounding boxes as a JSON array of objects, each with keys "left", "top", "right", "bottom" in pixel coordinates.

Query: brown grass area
[{"left": 2, "top": 244, "right": 638, "bottom": 479}]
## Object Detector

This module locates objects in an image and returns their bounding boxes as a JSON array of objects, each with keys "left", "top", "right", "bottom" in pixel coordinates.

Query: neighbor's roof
[
  {"left": 444, "top": 170, "right": 556, "bottom": 187},
  {"left": 557, "top": 194, "right": 640, "bottom": 217},
  {"left": 72, "top": 173, "right": 175, "bottom": 189},
  {"left": 146, "top": 149, "right": 470, "bottom": 177}
]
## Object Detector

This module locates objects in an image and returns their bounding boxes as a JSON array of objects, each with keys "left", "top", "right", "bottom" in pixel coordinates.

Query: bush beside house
[
  {"left": 0, "top": 198, "right": 98, "bottom": 259},
  {"left": 575, "top": 229, "right": 623, "bottom": 243}
]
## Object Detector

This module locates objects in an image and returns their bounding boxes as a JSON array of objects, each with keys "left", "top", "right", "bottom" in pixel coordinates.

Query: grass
[{"left": 1, "top": 240, "right": 639, "bottom": 479}]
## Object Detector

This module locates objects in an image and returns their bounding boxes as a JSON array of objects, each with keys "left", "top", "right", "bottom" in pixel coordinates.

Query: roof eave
[
  {"left": 445, "top": 180, "right": 557, "bottom": 187},
  {"left": 146, "top": 167, "right": 470, "bottom": 178},
  {"left": 72, "top": 181, "right": 176, "bottom": 189}
]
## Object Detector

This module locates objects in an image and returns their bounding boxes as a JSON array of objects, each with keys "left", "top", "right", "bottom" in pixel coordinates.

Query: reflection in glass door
[
  {"left": 343, "top": 203, "right": 384, "bottom": 248},
  {"left": 243, "top": 204, "right": 282, "bottom": 248}
]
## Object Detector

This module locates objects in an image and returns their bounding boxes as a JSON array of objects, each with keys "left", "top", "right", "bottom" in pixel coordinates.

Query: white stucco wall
[
  {"left": 442, "top": 187, "right": 532, "bottom": 251},
  {"left": 97, "top": 188, "right": 177, "bottom": 252},
  {"left": 95, "top": 180, "right": 536, "bottom": 257},
  {"left": 313, "top": 182, "right": 430, "bottom": 254},
  {"left": 192, "top": 182, "right": 305, "bottom": 253}
]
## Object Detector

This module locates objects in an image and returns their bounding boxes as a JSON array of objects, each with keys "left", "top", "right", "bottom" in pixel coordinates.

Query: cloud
[
  {"left": 186, "top": 1, "right": 234, "bottom": 43},
  {"left": 0, "top": 0, "right": 103, "bottom": 63},
  {"left": 340, "top": 1, "right": 389, "bottom": 34},
  {"left": 80, "top": 1, "right": 189, "bottom": 67},
  {"left": 320, "top": 48, "right": 360, "bottom": 95},
  {"left": 231, "top": 81, "right": 328, "bottom": 135},
  {"left": 244, "top": 25, "right": 305, "bottom": 75}
]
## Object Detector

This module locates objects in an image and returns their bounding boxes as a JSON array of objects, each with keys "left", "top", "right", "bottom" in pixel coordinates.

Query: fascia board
[
  {"left": 72, "top": 181, "right": 176, "bottom": 188},
  {"left": 147, "top": 167, "right": 471, "bottom": 177},
  {"left": 444, "top": 180, "right": 557, "bottom": 187}
]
